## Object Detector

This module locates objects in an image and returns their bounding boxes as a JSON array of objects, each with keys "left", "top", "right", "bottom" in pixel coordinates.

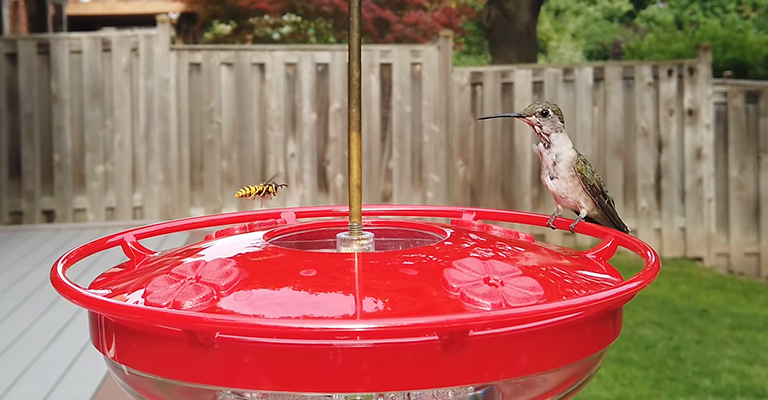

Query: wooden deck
[{"left": 0, "top": 222, "right": 190, "bottom": 399}]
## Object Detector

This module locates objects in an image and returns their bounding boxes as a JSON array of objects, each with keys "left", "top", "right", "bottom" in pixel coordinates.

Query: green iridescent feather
[{"left": 574, "top": 153, "right": 629, "bottom": 233}]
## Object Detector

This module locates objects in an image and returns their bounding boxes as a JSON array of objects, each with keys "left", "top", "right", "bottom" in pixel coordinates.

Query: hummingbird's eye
[{"left": 540, "top": 109, "right": 550, "bottom": 118}]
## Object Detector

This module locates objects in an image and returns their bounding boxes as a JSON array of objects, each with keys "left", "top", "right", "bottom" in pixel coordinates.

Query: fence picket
[
  {"left": 511, "top": 69, "right": 533, "bottom": 213},
  {"left": 699, "top": 47, "right": 717, "bottom": 266},
  {"left": 220, "top": 51, "right": 238, "bottom": 212},
  {"left": 0, "top": 41, "right": 8, "bottom": 223},
  {"left": 391, "top": 50, "right": 413, "bottom": 204},
  {"left": 726, "top": 89, "right": 760, "bottom": 276},
  {"left": 177, "top": 50, "right": 191, "bottom": 216},
  {"left": 168, "top": 49, "right": 181, "bottom": 218},
  {"left": 155, "top": 23, "right": 173, "bottom": 219},
  {"left": 187, "top": 51, "right": 204, "bottom": 213},
  {"left": 362, "top": 48, "right": 382, "bottom": 204},
  {"left": 572, "top": 66, "right": 595, "bottom": 248},
  {"left": 298, "top": 52, "right": 317, "bottom": 206},
  {"left": 17, "top": 40, "right": 42, "bottom": 223},
  {"left": 481, "top": 70, "right": 502, "bottom": 209},
  {"left": 326, "top": 51, "right": 347, "bottom": 205},
  {"left": 436, "top": 32, "right": 452, "bottom": 206},
  {"left": 111, "top": 34, "right": 133, "bottom": 221},
  {"left": 758, "top": 89, "right": 768, "bottom": 279},
  {"left": 81, "top": 37, "right": 105, "bottom": 222},
  {"left": 422, "top": 46, "right": 443, "bottom": 205},
  {"left": 232, "top": 51, "right": 253, "bottom": 211},
  {"left": 203, "top": 51, "right": 223, "bottom": 213},
  {"left": 725, "top": 90, "right": 746, "bottom": 274},
  {"left": 634, "top": 65, "right": 660, "bottom": 249},
  {"left": 138, "top": 33, "right": 156, "bottom": 219},
  {"left": 450, "top": 70, "right": 472, "bottom": 207},
  {"left": 573, "top": 67, "right": 594, "bottom": 160},
  {"left": 658, "top": 64, "right": 685, "bottom": 257},
  {"left": 683, "top": 47, "right": 716, "bottom": 262},
  {"left": 102, "top": 36, "right": 114, "bottom": 219},
  {"left": 603, "top": 65, "right": 626, "bottom": 229}
]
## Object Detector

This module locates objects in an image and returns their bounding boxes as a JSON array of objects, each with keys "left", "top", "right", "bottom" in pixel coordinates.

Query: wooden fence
[
  {"left": 0, "top": 26, "right": 452, "bottom": 220},
  {"left": 0, "top": 25, "right": 766, "bottom": 278},
  {"left": 711, "top": 80, "right": 768, "bottom": 277}
]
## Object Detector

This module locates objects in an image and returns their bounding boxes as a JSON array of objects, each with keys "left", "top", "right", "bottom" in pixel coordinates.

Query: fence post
[
  {"left": 698, "top": 44, "right": 716, "bottom": 267},
  {"left": 683, "top": 44, "right": 713, "bottom": 263}
]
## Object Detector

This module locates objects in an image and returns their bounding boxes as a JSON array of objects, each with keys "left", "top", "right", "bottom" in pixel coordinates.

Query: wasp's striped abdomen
[
  {"left": 234, "top": 179, "right": 288, "bottom": 205},
  {"left": 234, "top": 185, "right": 264, "bottom": 199}
]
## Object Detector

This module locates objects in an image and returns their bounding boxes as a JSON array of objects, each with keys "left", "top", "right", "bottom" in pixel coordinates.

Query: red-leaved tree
[{"left": 185, "top": 0, "right": 480, "bottom": 44}]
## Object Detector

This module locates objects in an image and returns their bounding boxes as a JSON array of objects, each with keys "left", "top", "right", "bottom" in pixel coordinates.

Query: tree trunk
[
  {"left": 1, "top": 0, "right": 6, "bottom": 35},
  {"left": 24, "top": 0, "right": 49, "bottom": 33},
  {"left": 482, "top": 0, "right": 545, "bottom": 64}
]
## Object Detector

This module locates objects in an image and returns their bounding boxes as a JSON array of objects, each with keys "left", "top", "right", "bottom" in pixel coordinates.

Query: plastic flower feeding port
[{"left": 51, "top": 205, "right": 660, "bottom": 400}]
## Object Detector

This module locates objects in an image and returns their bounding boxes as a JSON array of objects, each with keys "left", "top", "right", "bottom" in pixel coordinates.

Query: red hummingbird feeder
[
  {"left": 50, "top": 1, "right": 660, "bottom": 398},
  {"left": 50, "top": 205, "right": 659, "bottom": 400}
]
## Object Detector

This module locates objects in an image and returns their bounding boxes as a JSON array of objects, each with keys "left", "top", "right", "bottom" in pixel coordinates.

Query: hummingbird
[{"left": 478, "top": 100, "right": 630, "bottom": 234}]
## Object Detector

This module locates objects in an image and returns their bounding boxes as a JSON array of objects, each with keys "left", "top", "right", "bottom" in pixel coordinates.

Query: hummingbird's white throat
[{"left": 532, "top": 123, "right": 552, "bottom": 148}]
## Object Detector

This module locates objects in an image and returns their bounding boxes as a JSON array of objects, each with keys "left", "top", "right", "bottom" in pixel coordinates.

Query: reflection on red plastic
[
  {"left": 451, "top": 218, "right": 535, "bottom": 243},
  {"left": 204, "top": 218, "right": 288, "bottom": 241}
]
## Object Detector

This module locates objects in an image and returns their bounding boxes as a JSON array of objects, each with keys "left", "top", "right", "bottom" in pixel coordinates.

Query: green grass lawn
[{"left": 575, "top": 255, "right": 768, "bottom": 400}]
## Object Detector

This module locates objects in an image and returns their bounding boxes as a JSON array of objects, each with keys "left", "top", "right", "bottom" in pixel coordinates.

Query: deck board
[
  {"left": 1, "top": 309, "right": 91, "bottom": 398},
  {"left": 0, "top": 223, "right": 190, "bottom": 400},
  {"left": 0, "top": 228, "right": 106, "bottom": 316},
  {"left": 45, "top": 341, "right": 109, "bottom": 400},
  {"left": 0, "top": 230, "right": 58, "bottom": 274}
]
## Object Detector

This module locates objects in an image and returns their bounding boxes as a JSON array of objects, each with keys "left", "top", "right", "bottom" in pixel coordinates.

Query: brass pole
[
  {"left": 336, "top": 0, "right": 373, "bottom": 252},
  {"left": 348, "top": 0, "right": 363, "bottom": 235}
]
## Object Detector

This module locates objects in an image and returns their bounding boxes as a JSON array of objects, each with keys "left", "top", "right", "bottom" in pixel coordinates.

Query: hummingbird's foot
[
  {"left": 546, "top": 214, "right": 557, "bottom": 230},
  {"left": 547, "top": 207, "right": 561, "bottom": 230},
  {"left": 569, "top": 210, "right": 587, "bottom": 234},
  {"left": 569, "top": 219, "right": 580, "bottom": 233}
]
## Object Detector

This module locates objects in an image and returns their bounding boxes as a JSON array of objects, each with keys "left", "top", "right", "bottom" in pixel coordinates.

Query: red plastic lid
[{"left": 51, "top": 205, "right": 659, "bottom": 393}]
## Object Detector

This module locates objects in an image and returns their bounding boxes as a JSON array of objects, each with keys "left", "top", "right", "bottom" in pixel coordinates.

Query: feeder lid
[
  {"left": 52, "top": 206, "right": 660, "bottom": 393},
  {"left": 89, "top": 215, "right": 624, "bottom": 319}
]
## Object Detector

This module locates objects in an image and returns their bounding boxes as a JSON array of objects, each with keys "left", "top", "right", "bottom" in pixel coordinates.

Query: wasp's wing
[
  {"left": 574, "top": 153, "right": 630, "bottom": 233},
  {"left": 264, "top": 172, "right": 282, "bottom": 185}
]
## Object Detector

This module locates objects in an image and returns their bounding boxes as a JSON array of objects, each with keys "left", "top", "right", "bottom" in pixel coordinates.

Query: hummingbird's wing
[{"left": 573, "top": 153, "right": 630, "bottom": 233}]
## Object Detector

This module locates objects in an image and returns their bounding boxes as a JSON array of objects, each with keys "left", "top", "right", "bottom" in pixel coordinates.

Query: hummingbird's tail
[{"left": 585, "top": 215, "right": 630, "bottom": 234}]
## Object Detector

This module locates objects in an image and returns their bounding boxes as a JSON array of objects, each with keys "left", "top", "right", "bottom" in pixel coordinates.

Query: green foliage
[
  {"left": 532, "top": 0, "right": 768, "bottom": 79},
  {"left": 191, "top": 0, "right": 480, "bottom": 45},
  {"left": 193, "top": 0, "right": 768, "bottom": 78},
  {"left": 453, "top": 52, "right": 491, "bottom": 66},
  {"left": 623, "top": 0, "right": 768, "bottom": 79},
  {"left": 452, "top": 0, "right": 489, "bottom": 66},
  {"left": 248, "top": 14, "right": 337, "bottom": 44},
  {"left": 200, "top": 13, "right": 337, "bottom": 44},
  {"left": 576, "top": 255, "right": 768, "bottom": 399},
  {"left": 537, "top": 0, "right": 633, "bottom": 63},
  {"left": 202, "top": 20, "right": 238, "bottom": 43}
]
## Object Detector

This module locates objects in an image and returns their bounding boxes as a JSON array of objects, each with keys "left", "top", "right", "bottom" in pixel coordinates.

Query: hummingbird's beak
[
  {"left": 478, "top": 112, "right": 535, "bottom": 128},
  {"left": 477, "top": 113, "right": 523, "bottom": 120}
]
